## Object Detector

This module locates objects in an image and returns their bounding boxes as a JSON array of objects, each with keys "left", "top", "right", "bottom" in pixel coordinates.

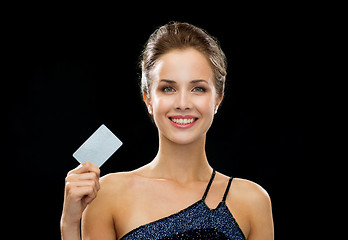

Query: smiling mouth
[{"left": 168, "top": 116, "right": 199, "bottom": 126}]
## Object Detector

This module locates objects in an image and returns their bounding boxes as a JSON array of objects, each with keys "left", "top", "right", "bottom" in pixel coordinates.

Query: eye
[
  {"left": 162, "top": 86, "right": 176, "bottom": 93},
  {"left": 192, "top": 87, "right": 206, "bottom": 93}
]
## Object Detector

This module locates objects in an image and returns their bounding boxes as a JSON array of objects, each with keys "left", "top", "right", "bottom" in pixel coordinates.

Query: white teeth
[{"left": 171, "top": 118, "right": 195, "bottom": 125}]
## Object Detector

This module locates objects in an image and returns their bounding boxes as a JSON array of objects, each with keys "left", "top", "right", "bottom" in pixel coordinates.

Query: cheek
[
  {"left": 151, "top": 95, "right": 174, "bottom": 128},
  {"left": 195, "top": 96, "right": 215, "bottom": 116},
  {"left": 152, "top": 96, "right": 172, "bottom": 114}
]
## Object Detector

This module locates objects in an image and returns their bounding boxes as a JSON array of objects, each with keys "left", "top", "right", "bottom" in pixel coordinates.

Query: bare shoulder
[
  {"left": 81, "top": 171, "right": 137, "bottom": 239},
  {"left": 98, "top": 171, "right": 137, "bottom": 197},
  {"left": 231, "top": 178, "right": 271, "bottom": 205},
  {"left": 100, "top": 171, "right": 133, "bottom": 188},
  {"left": 229, "top": 178, "right": 274, "bottom": 239}
]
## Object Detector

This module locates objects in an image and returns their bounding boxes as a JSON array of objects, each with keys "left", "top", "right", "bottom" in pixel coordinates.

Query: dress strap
[
  {"left": 202, "top": 169, "right": 216, "bottom": 201},
  {"left": 222, "top": 177, "right": 233, "bottom": 202}
]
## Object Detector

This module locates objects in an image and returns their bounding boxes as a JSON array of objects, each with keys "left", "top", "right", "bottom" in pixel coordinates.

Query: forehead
[{"left": 151, "top": 48, "right": 213, "bottom": 84}]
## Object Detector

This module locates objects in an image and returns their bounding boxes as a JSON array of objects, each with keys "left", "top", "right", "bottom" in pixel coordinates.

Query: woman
[{"left": 61, "top": 22, "right": 274, "bottom": 240}]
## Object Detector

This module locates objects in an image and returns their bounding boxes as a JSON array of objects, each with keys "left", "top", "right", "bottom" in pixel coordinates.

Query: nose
[{"left": 175, "top": 91, "right": 192, "bottom": 111}]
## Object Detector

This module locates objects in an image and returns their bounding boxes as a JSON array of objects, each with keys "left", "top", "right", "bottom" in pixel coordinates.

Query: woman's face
[{"left": 145, "top": 48, "right": 222, "bottom": 145}]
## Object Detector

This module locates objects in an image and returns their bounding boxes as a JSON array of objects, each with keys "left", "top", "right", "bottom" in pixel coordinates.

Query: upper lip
[{"left": 169, "top": 115, "right": 198, "bottom": 119}]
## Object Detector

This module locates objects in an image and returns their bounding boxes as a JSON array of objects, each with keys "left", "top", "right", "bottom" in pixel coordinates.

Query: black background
[{"left": 6, "top": 4, "right": 323, "bottom": 239}]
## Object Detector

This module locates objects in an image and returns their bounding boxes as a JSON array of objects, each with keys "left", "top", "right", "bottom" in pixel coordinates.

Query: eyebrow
[
  {"left": 159, "top": 79, "right": 208, "bottom": 84},
  {"left": 159, "top": 79, "right": 176, "bottom": 84},
  {"left": 190, "top": 79, "right": 208, "bottom": 84}
]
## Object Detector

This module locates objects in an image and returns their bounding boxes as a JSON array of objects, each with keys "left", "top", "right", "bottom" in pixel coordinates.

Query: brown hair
[{"left": 140, "top": 22, "right": 227, "bottom": 99}]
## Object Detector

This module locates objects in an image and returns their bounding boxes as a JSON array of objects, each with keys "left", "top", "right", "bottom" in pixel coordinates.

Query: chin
[{"left": 164, "top": 132, "right": 205, "bottom": 145}]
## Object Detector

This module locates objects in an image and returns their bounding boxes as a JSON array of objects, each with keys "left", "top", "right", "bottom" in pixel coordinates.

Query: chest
[
  {"left": 113, "top": 180, "right": 209, "bottom": 238},
  {"left": 113, "top": 177, "right": 249, "bottom": 239}
]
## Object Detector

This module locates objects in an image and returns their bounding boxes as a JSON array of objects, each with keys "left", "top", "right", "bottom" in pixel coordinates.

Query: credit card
[{"left": 73, "top": 124, "right": 122, "bottom": 167}]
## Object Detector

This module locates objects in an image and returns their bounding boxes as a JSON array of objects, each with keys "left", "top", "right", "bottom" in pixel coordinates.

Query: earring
[
  {"left": 214, "top": 107, "right": 218, "bottom": 114},
  {"left": 147, "top": 106, "right": 152, "bottom": 115}
]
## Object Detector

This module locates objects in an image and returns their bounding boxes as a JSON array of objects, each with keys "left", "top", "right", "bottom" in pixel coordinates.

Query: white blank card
[{"left": 73, "top": 124, "right": 122, "bottom": 167}]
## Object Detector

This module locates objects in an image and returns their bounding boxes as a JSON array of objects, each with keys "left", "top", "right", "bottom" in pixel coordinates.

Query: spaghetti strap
[
  {"left": 202, "top": 169, "right": 216, "bottom": 201},
  {"left": 222, "top": 177, "right": 233, "bottom": 202}
]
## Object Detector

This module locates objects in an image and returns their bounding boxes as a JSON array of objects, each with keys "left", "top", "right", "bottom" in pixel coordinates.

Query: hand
[{"left": 61, "top": 162, "right": 101, "bottom": 227}]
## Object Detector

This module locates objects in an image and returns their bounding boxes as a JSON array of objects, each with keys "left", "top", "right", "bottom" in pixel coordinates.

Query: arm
[
  {"left": 60, "top": 162, "right": 100, "bottom": 240},
  {"left": 247, "top": 184, "right": 274, "bottom": 240},
  {"left": 81, "top": 175, "right": 117, "bottom": 239}
]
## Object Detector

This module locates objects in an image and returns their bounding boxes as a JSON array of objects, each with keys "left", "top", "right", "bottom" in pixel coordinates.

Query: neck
[{"left": 148, "top": 133, "right": 212, "bottom": 183}]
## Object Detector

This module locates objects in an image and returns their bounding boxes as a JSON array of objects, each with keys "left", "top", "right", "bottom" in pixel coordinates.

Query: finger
[
  {"left": 82, "top": 162, "right": 100, "bottom": 178},
  {"left": 66, "top": 180, "right": 97, "bottom": 188},
  {"left": 77, "top": 172, "right": 100, "bottom": 190},
  {"left": 65, "top": 173, "right": 100, "bottom": 191},
  {"left": 84, "top": 194, "right": 97, "bottom": 205},
  {"left": 66, "top": 172, "right": 99, "bottom": 182},
  {"left": 79, "top": 172, "right": 100, "bottom": 181},
  {"left": 65, "top": 180, "right": 99, "bottom": 196},
  {"left": 82, "top": 185, "right": 99, "bottom": 204},
  {"left": 67, "top": 162, "right": 100, "bottom": 177},
  {"left": 66, "top": 182, "right": 99, "bottom": 200},
  {"left": 70, "top": 186, "right": 98, "bottom": 202}
]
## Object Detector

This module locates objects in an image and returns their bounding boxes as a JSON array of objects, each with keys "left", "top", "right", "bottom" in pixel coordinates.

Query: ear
[
  {"left": 143, "top": 91, "right": 150, "bottom": 104},
  {"left": 215, "top": 93, "right": 224, "bottom": 114},
  {"left": 143, "top": 91, "right": 153, "bottom": 114}
]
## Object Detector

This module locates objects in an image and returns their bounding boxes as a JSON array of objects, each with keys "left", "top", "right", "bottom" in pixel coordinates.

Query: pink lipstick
[{"left": 168, "top": 115, "right": 198, "bottom": 129}]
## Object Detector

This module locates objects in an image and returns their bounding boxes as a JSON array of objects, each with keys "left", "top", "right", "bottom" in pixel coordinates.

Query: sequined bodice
[{"left": 120, "top": 170, "right": 246, "bottom": 240}]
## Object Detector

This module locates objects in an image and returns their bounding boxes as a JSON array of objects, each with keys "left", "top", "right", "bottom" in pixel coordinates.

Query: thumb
[{"left": 83, "top": 195, "right": 94, "bottom": 205}]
